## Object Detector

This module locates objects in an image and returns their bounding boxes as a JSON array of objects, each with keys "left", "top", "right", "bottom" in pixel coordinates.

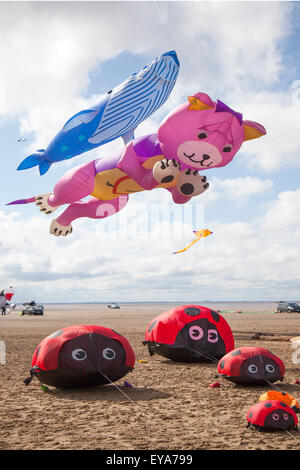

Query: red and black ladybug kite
[
  {"left": 247, "top": 400, "right": 298, "bottom": 432},
  {"left": 24, "top": 325, "right": 135, "bottom": 388},
  {"left": 143, "top": 305, "right": 234, "bottom": 362},
  {"left": 217, "top": 346, "right": 285, "bottom": 385}
]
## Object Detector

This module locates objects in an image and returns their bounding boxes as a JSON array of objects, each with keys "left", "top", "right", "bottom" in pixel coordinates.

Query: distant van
[
  {"left": 107, "top": 303, "right": 120, "bottom": 309},
  {"left": 277, "top": 302, "right": 300, "bottom": 313}
]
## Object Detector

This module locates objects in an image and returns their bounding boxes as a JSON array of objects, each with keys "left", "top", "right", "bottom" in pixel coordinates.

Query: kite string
[
  {"left": 153, "top": 1, "right": 220, "bottom": 96},
  {"left": 186, "top": 345, "right": 220, "bottom": 364},
  {"left": 97, "top": 368, "right": 138, "bottom": 406}
]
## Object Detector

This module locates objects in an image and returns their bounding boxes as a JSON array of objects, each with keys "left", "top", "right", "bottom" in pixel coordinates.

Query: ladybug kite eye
[
  {"left": 283, "top": 413, "right": 289, "bottom": 421},
  {"left": 189, "top": 326, "right": 204, "bottom": 340},
  {"left": 265, "top": 364, "right": 275, "bottom": 373},
  {"left": 272, "top": 413, "right": 280, "bottom": 421},
  {"left": 72, "top": 348, "right": 87, "bottom": 361},
  {"left": 102, "top": 348, "right": 116, "bottom": 360},
  {"left": 207, "top": 329, "right": 218, "bottom": 343},
  {"left": 248, "top": 364, "right": 258, "bottom": 374}
]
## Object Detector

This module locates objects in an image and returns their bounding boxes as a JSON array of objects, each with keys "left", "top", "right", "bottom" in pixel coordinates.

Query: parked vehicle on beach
[
  {"left": 277, "top": 302, "right": 300, "bottom": 313},
  {"left": 21, "top": 301, "right": 44, "bottom": 316},
  {"left": 107, "top": 303, "right": 120, "bottom": 309}
]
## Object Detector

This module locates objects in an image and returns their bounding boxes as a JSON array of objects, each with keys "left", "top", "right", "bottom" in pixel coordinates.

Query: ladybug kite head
[
  {"left": 218, "top": 347, "right": 285, "bottom": 385},
  {"left": 247, "top": 400, "right": 298, "bottom": 431},
  {"left": 24, "top": 325, "right": 135, "bottom": 388},
  {"left": 143, "top": 305, "right": 234, "bottom": 362}
]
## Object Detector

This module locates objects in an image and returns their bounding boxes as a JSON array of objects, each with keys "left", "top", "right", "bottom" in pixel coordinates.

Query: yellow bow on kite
[{"left": 173, "top": 229, "right": 213, "bottom": 254}]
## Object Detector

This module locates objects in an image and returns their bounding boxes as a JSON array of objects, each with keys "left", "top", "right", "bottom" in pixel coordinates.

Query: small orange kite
[{"left": 173, "top": 229, "right": 213, "bottom": 254}]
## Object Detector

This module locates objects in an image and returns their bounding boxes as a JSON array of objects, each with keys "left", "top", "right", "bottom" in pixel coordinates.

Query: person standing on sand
[{"left": 0, "top": 288, "right": 14, "bottom": 315}]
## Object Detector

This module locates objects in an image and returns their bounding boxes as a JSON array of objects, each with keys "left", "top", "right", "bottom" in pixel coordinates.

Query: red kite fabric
[{"left": 143, "top": 305, "right": 234, "bottom": 362}]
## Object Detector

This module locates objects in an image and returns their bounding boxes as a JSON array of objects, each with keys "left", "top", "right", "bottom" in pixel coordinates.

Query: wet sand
[{"left": 1, "top": 302, "right": 300, "bottom": 450}]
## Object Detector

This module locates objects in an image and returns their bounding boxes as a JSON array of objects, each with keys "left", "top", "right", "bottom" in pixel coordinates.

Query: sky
[{"left": 1, "top": 0, "right": 300, "bottom": 303}]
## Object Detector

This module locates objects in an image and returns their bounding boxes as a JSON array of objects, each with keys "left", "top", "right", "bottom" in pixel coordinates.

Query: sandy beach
[{"left": 1, "top": 302, "right": 300, "bottom": 450}]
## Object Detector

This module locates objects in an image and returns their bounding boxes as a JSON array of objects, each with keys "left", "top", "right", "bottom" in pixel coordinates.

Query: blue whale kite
[{"left": 17, "top": 50, "right": 180, "bottom": 175}]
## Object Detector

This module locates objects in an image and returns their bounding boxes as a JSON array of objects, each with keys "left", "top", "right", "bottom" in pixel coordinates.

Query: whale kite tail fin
[
  {"left": 17, "top": 150, "right": 52, "bottom": 175},
  {"left": 6, "top": 196, "right": 36, "bottom": 206}
]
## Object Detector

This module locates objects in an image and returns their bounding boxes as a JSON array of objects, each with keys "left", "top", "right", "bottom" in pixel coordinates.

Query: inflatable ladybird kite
[
  {"left": 24, "top": 325, "right": 135, "bottom": 388},
  {"left": 217, "top": 347, "right": 285, "bottom": 385},
  {"left": 9, "top": 87, "right": 266, "bottom": 237},
  {"left": 247, "top": 400, "right": 298, "bottom": 432},
  {"left": 143, "top": 305, "right": 234, "bottom": 362}
]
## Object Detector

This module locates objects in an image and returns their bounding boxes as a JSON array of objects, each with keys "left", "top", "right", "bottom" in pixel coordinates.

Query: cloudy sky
[{"left": 1, "top": 1, "right": 300, "bottom": 303}]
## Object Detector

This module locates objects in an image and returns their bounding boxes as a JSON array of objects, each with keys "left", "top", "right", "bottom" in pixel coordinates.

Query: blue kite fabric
[{"left": 17, "top": 51, "right": 180, "bottom": 175}]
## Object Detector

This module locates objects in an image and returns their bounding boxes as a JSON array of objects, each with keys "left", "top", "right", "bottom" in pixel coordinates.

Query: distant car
[
  {"left": 107, "top": 303, "right": 120, "bottom": 309},
  {"left": 277, "top": 302, "right": 300, "bottom": 313},
  {"left": 21, "top": 301, "right": 44, "bottom": 316}
]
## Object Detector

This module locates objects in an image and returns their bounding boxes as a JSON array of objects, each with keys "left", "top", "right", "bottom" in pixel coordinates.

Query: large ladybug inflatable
[
  {"left": 217, "top": 347, "right": 285, "bottom": 385},
  {"left": 247, "top": 400, "right": 298, "bottom": 431},
  {"left": 24, "top": 325, "right": 135, "bottom": 388},
  {"left": 143, "top": 305, "right": 234, "bottom": 362}
]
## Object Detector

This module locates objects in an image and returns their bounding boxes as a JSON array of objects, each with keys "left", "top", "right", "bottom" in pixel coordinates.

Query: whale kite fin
[
  {"left": 17, "top": 150, "right": 52, "bottom": 175},
  {"left": 62, "top": 108, "right": 102, "bottom": 133},
  {"left": 39, "top": 160, "right": 52, "bottom": 175},
  {"left": 122, "top": 129, "right": 135, "bottom": 145},
  {"left": 17, "top": 152, "right": 44, "bottom": 170}
]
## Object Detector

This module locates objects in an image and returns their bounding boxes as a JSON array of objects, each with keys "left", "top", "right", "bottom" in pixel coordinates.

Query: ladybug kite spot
[
  {"left": 184, "top": 307, "right": 201, "bottom": 316},
  {"left": 231, "top": 350, "right": 242, "bottom": 356},
  {"left": 210, "top": 310, "right": 220, "bottom": 322}
]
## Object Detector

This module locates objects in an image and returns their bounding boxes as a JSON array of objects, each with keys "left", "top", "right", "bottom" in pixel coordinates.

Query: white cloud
[
  {"left": 1, "top": 186, "right": 300, "bottom": 302},
  {"left": 0, "top": 2, "right": 295, "bottom": 155},
  {"left": 233, "top": 89, "right": 300, "bottom": 171},
  {"left": 199, "top": 175, "right": 273, "bottom": 206}
]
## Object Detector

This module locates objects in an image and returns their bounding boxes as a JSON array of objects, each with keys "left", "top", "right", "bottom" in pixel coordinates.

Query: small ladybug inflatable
[
  {"left": 217, "top": 347, "right": 285, "bottom": 385},
  {"left": 247, "top": 400, "right": 298, "bottom": 432},
  {"left": 143, "top": 305, "right": 234, "bottom": 362},
  {"left": 24, "top": 325, "right": 135, "bottom": 388}
]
